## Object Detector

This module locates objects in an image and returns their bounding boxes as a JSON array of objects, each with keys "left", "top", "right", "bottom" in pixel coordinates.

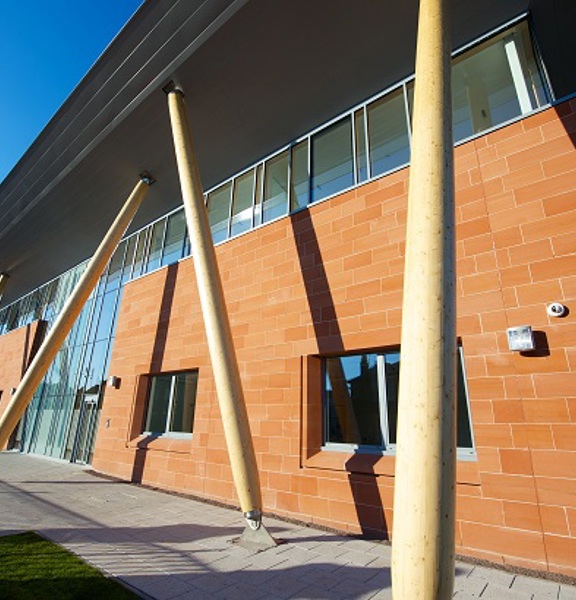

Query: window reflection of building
[{"left": 324, "top": 349, "right": 475, "bottom": 457}]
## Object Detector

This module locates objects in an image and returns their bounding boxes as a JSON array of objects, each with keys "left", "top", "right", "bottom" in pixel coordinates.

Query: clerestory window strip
[{"left": 0, "top": 15, "right": 553, "bottom": 335}]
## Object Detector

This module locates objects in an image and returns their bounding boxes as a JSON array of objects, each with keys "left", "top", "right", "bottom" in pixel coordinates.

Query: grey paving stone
[
  {"left": 337, "top": 548, "right": 383, "bottom": 567},
  {"left": 367, "top": 588, "right": 393, "bottom": 600},
  {"left": 512, "top": 574, "right": 560, "bottom": 598},
  {"left": 453, "top": 573, "right": 488, "bottom": 597},
  {"left": 137, "top": 575, "right": 196, "bottom": 600},
  {"left": 259, "top": 573, "right": 312, "bottom": 599},
  {"left": 295, "top": 563, "right": 351, "bottom": 588},
  {"left": 331, "top": 563, "right": 384, "bottom": 584},
  {"left": 179, "top": 571, "right": 235, "bottom": 593},
  {"left": 469, "top": 565, "right": 516, "bottom": 587},
  {"left": 243, "top": 551, "right": 290, "bottom": 571},
  {"left": 560, "top": 584, "right": 576, "bottom": 600},
  {"left": 480, "top": 582, "right": 532, "bottom": 599},
  {"left": 328, "top": 576, "right": 385, "bottom": 599},
  {"left": 209, "top": 554, "right": 254, "bottom": 573},
  {"left": 1, "top": 453, "right": 575, "bottom": 600}
]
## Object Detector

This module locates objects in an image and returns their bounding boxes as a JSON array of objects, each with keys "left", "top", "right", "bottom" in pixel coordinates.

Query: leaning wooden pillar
[
  {"left": 391, "top": 0, "right": 456, "bottom": 598},
  {"left": 165, "top": 85, "right": 271, "bottom": 546},
  {"left": 0, "top": 175, "right": 153, "bottom": 449},
  {"left": 0, "top": 272, "right": 9, "bottom": 302}
]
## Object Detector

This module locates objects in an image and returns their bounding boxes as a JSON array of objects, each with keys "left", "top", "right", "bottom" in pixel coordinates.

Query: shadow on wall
[
  {"left": 290, "top": 209, "right": 388, "bottom": 539},
  {"left": 129, "top": 262, "right": 180, "bottom": 484}
]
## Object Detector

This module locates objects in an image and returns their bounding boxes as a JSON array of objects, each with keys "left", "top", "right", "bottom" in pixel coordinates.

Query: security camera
[{"left": 547, "top": 302, "right": 566, "bottom": 317}]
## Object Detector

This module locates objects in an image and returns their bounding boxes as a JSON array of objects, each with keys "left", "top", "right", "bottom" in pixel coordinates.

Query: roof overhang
[{"left": 0, "top": 0, "right": 531, "bottom": 306}]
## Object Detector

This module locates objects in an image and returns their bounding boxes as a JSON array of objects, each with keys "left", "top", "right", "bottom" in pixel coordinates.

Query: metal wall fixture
[
  {"left": 547, "top": 302, "right": 567, "bottom": 317},
  {"left": 506, "top": 325, "right": 536, "bottom": 352}
]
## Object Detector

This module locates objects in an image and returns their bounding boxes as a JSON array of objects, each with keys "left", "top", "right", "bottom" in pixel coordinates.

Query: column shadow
[
  {"left": 129, "top": 262, "right": 179, "bottom": 484},
  {"left": 290, "top": 209, "right": 387, "bottom": 539}
]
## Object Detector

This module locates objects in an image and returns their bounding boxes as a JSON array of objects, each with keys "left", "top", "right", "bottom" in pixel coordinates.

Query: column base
[{"left": 236, "top": 522, "right": 278, "bottom": 552}]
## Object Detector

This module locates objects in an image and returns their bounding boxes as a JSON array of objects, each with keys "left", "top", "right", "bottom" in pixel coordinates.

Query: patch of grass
[{"left": 0, "top": 531, "right": 138, "bottom": 599}]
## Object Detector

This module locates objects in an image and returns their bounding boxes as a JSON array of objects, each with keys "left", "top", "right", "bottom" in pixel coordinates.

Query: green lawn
[{"left": 0, "top": 531, "right": 138, "bottom": 599}]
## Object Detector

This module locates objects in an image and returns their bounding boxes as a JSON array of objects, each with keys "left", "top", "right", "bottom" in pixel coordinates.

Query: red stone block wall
[
  {"left": 0, "top": 321, "right": 46, "bottom": 448},
  {"left": 92, "top": 99, "right": 576, "bottom": 576}
]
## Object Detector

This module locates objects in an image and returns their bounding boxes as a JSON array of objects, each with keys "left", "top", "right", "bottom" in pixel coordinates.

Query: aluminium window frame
[
  {"left": 322, "top": 346, "right": 476, "bottom": 461},
  {"left": 142, "top": 370, "right": 197, "bottom": 438}
]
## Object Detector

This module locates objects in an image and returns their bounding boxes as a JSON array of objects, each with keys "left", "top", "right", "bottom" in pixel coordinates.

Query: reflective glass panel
[
  {"left": 325, "top": 353, "right": 381, "bottom": 446},
  {"left": 95, "top": 291, "right": 117, "bottom": 341},
  {"left": 144, "top": 220, "right": 165, "bottom": 274},
  {"left": 383, "top": 351, "right": 400, "bottom": 445},
  {"left": 122, "top": 236, "right": 137, "bottom": 284},
  {"left": 354, "top": 109, "right": 368, "bottom": 183},
  {"left": 457, "top": 352, "right": 474, "bottom": 449},
  {"left": 231, "top": 170, "right": 255, "bottom": 237},
  {"left": 161, "top": 210, "right": 186, "bottom": 266},
  {"left": 290, "top": 140, "right": 309, "bottom": 210},
  {"left": 254, "top": 164, "right": 264, "bottom": 226},
  {"left": 324, "top": 349, "right": 474, "bottom": 451},
  {"left": 84, "top": 339, "right": 108, "bottom": 394},
  {"left": 132, "top": 230, "right": 147, "bottom": 278},
  {"left": 367, "top": 89, "right": 410, "bottom": 178},
  {"left": 263, "top": 151, "right": 288, "bottom": 223},
  {"left": 451, "top": 21, "right": 547, "bottom": 141},
  {"left": 170, "top": 372, "right": 198, "bottom": 433},
  {"left": 311, "top": 117, "right": 354, "bottom": 203},
  {"left": 106, "top": 241, "right": 125, "bottom": 292},
  {"left": 145, "top": 375, "right": 172, "bottom": 433},
  {"left": 208, "top": 182, "right": 232, "bottom": 244}
]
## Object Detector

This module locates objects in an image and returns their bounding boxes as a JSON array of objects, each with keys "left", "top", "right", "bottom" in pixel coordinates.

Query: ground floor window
[
  {"left": 324, "top": 347, "right": 474, "bottom": 457},
  {"left": 144, "top": 371, "right": 199, "bottom": 435}
]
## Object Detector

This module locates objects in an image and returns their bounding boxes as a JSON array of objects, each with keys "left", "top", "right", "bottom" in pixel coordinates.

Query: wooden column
[
  {"left": 0, "top": 273, "right": 9, "bottom": 301},
  {"left": 0, "top": 176, "right": 152, "bottom": 449},
  {"left": 165, "top": 86, "right": 263, "bottom": 527},
  {"left": 391, "top": 0, "right": 456, "bottom": 597}
]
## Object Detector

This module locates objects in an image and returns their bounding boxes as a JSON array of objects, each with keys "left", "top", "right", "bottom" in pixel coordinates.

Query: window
[
  {"left": 122, "top": 236, "right": 137, "bottom": 284},
  {"left": 367, "top": 88, "right": 411, "bottom": 177},
  {"left": 231, "top": 170, "right": 255, "bottom": 237},
  {"left": 408, "top": 20, "right": 548, "bottom": 143},
  {"left": 144, "top": 220, "right": 166, "bottom": 274},
  {"left": 161, "top": 209, "right": 187, "bottom": 266},
  {"left": 290, "top": 140, "right": 309, "bottom": 210},
  {"left": 144, "top": 371, "right": 199, "bottom": 435},
  {"left": 354, "top": 109, "right": 368, "bottom": 183},
  {"left": 311, "top": 117, "right": 354, "bottom": 203},
  {"left": 324, "top": 347, "right": 474, "bottom": 456},
  {"left": 263, "top": 150, "right": 289, "bottom": 223},
  {"left": 208, "top": 182, "right": 232, "bottom": 243},
  {"left": 131, "top": 230, "right": 148, "bottom": 279}
]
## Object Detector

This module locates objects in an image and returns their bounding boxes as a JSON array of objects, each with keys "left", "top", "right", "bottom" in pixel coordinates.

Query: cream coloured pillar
[
  {"left": 0, "top": 176, "right": 153, "bottom": 449},
  {"left": 391, "top": 0, "right": 456, "bottom": 598},
  {"left": 0, "top": 273, "right": 9, "bottom": 302},
  {"left": 165, "top": 86, "right": 263, "bottom": 528}
]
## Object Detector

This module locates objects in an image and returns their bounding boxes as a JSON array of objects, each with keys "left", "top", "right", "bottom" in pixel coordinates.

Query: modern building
[{"left": 1, "top": 0, "right": 575, "bottom": 578}]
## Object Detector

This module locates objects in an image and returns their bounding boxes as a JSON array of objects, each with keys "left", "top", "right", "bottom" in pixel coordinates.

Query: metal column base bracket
[
  {"left": 237, "top": 521, "right": 278, "bottom": 552},
  {"left": 233, "top": 510, "right": 278, "bottom": 551}
]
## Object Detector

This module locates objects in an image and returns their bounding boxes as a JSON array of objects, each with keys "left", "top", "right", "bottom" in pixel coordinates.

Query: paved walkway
[{"left": 1, "top": 452, "right": 575, "bottom": 599}]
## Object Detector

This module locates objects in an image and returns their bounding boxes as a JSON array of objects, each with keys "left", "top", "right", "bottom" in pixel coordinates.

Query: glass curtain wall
[{"left": 7, "top": 241, "right": 131, "bottom": 464}]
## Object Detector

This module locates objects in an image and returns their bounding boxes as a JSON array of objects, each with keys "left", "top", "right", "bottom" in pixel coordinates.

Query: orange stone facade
[
  {"left": 91, "top": 100, "right": 576, "bottom": 576},
  {"left": 0, "top": 321, "right": 46, "bottom": 449}
]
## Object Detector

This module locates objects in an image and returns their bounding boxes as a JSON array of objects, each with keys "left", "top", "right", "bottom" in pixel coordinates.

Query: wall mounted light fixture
[
  {"left": 107, "top": 376, "right": 121, "bottom": 389},
  {"left": 507, "top": 325, "right": 535, "bottom": 352}
]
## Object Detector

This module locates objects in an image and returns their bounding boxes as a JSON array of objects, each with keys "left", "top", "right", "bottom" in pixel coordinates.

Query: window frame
[
  {"left": 142, "top": 370, "right": 199, "bottom": 438},
  {"left": 322, "top": 346, "right": 476, "bottom": 461}
]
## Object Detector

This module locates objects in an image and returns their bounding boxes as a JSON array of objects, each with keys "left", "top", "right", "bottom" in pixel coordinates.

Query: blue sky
[{"left": 0, "top": 1, "right": 142, "bottom": 183}]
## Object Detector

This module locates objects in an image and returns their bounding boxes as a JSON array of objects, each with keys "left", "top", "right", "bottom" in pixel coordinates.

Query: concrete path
[{"left": 0, "top": 452, "right": 574, "bottom": 599}]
